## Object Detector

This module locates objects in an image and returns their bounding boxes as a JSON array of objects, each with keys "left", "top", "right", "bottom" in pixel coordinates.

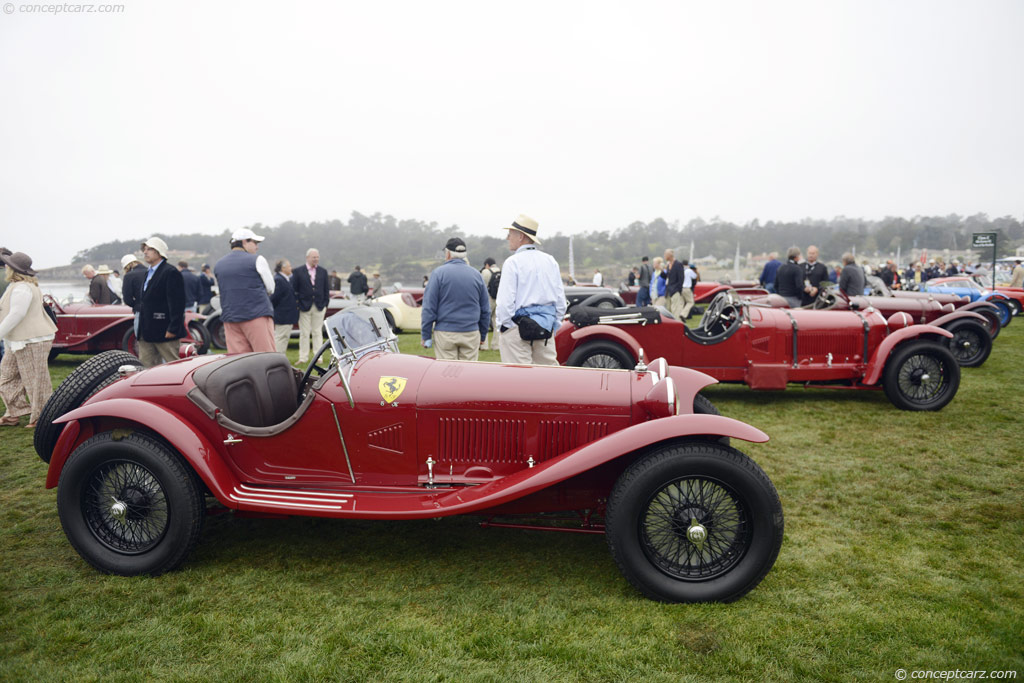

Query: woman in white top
[{"left": 0, "top": 250, "right": 58, "bottom": 428}]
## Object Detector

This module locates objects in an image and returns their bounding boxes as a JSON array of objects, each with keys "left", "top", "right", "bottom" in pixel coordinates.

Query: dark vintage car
[
  {"left": 555, "top": 291, "right": 962, "bottom": 411},
  {"left": 44, "top": 296, "right": 211, "bottom": 359},
  {"left": 37, "top": 307, "right": 783, "bottom": 603}
]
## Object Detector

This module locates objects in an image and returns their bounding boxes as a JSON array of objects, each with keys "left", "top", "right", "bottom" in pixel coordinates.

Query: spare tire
[{"left": 34, "top": 350, "right": 143, "bottom": 463}]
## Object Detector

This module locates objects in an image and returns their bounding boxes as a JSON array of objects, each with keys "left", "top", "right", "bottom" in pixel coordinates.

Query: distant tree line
[{"left": 69, "top": 212, "right": 1023, "bottom": 284}]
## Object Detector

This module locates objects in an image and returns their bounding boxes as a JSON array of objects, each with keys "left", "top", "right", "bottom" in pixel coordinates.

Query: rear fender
[
  {"left": 931, "top": 310, "right": 988, "bottom": 329},
  {"left": 695, "top": 284, "right": 731, "bottom": 303},
  {"left": 569, "top": 326, "right": 641, "bottom": 360},
  {"left": 47, "top": 398, "right": 240, "bottom": 507},
  {"left": 430, "top": 414, "right": 769, "bottom": 516},
  {"left": 863, "top": 325, "right": 953, "bottom": 385}
]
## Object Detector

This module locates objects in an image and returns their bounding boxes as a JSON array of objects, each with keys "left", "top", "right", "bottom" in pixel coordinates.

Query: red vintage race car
[
  {"left": 555, "top": 291, "right": 962, "bottom": 411},
  {"left": 45, "top": 295, "right": 211, "bottom": 359},
  {"left": 36, "top": 307, "right": 783, "bottom": 603}
]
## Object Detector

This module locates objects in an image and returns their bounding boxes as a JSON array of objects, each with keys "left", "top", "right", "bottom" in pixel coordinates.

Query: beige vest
[{"left": 0, "top": 282, "right": 58, "bottom": 341}]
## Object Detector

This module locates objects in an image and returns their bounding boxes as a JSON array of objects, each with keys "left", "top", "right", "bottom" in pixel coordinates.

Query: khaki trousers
[
  {"left": 668, "top": 292, "right": 684, "bottom": 319},
  {"left": 224, "top": 317, "right": 276, "bottom": 354},
  {"left": 297, "top": 305, "right": 327, "bottom": 362},
  {"left": 273, "top": 324, "right": 292, "bottom": 354},
  {"left": 138, "top": 339, "right": 180, "bottom": 368},
  {"left": 483, "top": 298, "right": 498, "bottom": 349},
  {"left": 0, "top": 340, "right": 53, "bottom": 424},
  {"left": 680, "top": 288, "right": 695, "bottom": 319},
  {"left": 433, "top": 330, "right": 481, "bottom": 361},
  {"left": 653, "top": 296, "right": 666, "bottom": 308},
  {"left": 498, "top": 325, "right": 557, "bottom": 366}
]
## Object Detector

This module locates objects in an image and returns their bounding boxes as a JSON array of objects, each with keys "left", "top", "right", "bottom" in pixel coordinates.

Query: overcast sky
[{"left": 2, "top": 0, "right": 1022, "bottom": 268}]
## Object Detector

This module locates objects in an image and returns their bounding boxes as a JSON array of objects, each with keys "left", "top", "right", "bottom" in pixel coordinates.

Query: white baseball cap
[{"left": 231, "top": 228, "right": 265, "bottom": 242}]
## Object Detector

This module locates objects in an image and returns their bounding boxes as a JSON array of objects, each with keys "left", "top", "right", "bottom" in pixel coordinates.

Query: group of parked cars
[{"left": 29, "top": 271, "right": 1020, "bottom": 602}]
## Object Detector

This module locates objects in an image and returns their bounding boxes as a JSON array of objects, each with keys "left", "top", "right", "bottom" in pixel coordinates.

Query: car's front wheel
[
  {"left": 942, "top": 320, "right": 992, "bottom": 368},
  {"left": 881, "top": 340, "right": 960, "bottom": 411},
  {"left": 605, "top": 442, "right": 784, "bottom": 603},
  {"left": 57, "top": 431, "right": 204, "bottom": 575}
]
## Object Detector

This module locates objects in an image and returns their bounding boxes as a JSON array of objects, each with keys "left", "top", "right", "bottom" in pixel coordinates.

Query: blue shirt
[
  {"left": 143, "top": 260, "right": 163, "bottom": 291},
  {"left": 495, "top": 245, "right": 566, "bottom": 330},
  {"left": 760, "top": 259, "right": 781, "bottom": 287},
  {"left": 420, "top": 257, "right": 491, "bottom": 341}
]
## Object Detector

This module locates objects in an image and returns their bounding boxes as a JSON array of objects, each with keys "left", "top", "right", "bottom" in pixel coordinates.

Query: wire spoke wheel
[
  {"left": 895, "top": 351, "right": 946, "bottom": 402},
  {"left": 82, "top": 459, "right": 169, "bottom": 553},
  {"left": 582, "top": 353, "right": 625, "bottom": 369},
  {"left": 639, "top": 476, "right": 750, "bottom": 581}
]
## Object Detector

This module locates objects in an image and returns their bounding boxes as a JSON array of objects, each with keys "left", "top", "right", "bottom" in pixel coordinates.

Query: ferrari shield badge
[{"left": 378, "top": 376, "right": 407, "bottom": 404}]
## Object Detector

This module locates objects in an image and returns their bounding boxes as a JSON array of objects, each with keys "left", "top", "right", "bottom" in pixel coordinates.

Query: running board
[{"left": 228, "top": 484, "right": 354, "bottom": 511}]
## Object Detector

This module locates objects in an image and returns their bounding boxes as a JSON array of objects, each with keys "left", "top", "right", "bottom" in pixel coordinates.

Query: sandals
[
  {"left": 0, "top": 415, "right": 20, "bottom": 426},
  {"left": 25, "top": 422, "right": 37, "bottom": 429}
]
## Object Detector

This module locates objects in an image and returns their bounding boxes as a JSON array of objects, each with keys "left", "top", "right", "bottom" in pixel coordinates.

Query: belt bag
[{"left": 512, "top": 314, "right": 552, "bottom": 341}]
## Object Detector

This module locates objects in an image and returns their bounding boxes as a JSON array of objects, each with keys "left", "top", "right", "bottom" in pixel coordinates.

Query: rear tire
[
  {"left": 881, "top": 341, "right": 960, "bottom": 411},
  {"left": 207, "top": 318, "right": 227, "bottom": 350},
  {"left": 605, "top": 441, "right": 784, "bottom": 603},
  {"left": 121, "top": 328, "right": 138, "bottom": 356},
  {"left": 34, "top": 350, "right": 143, "bottom": 463},
  {"left": 693, "top": 393, "right": 729, "bottom": 446},
  {"left": 565, "top": 340, "right": 634, "bottom": 369},
  {"left": 57, "top": 431, "right": 204, "bottom": 575},
  {"left": 187, "top": 320, "right": 211, "bottom": 355},
  {"left": 943, "top": 320, "right": 992, "bottom": 368}
]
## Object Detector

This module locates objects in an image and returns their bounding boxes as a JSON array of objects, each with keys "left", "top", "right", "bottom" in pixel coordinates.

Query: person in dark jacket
[
  {"left": 197, "top": 264, "right": 215, "bottom": 311},
  {"left": 659, "top": 249, "right": 686, "bottom": 319},
  {"left": 800, "top": 245, "right": 829, "bottom": 306},
  {"left": 839, "top": 252, "right": 866, "bottom": 297},
  {"left": 347, "top": 265, "right": 368, "bottom": 301},
  {"left": 271, "top": 259, "right": 299, "bottom": 354},
  {"left": 774, "top": 246, "right": 804, "bottom": 308},
  {"left": 119, "top": 253, "right": 146, "bottom": 336},
  {"left": 291, "top": 248, "right": 330, "bottom": 364},
  {"left": 759, "top": 252, "right": 781, "bottom": 293},
  {"left": 636, "top": 256, "right": 652, "bottom": 307},
  {"left": 137, "top": 237, "right": 186, "bottom": 368},
  {"left": 177, "top": 261, "right": 202, "bottom": 312}
]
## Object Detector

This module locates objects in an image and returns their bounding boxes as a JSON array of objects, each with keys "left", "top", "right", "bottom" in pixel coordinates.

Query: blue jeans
[{"left": 636, "top": 286, "right": 651, "bottom": 307}]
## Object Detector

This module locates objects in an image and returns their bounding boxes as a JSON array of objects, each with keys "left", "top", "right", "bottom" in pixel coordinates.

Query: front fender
[
  {"left": 47, "top": 398, "right": 240, "bottom": 508},
  {"left": 961, "top": 300, "right": 997, "bottom": 315},
  {"left": 426, "top": 414, "right": 769, "bottom": 517},
  {"left": 862, "top": 325, "right": 953, "bottom": 385},
  {"left": 568, "top": 325, "right": 641, "bottom": 360},
  {"left": 931, "top": 310, "right": 988, "bottom": 330}
]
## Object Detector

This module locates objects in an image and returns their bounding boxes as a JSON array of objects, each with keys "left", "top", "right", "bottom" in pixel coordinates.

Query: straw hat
[
  {"left": 95, "top": 264, "right": 114, "bottom": 275},
  {"left": 503, "top": 214, "right": 541, "bottom": 245}
]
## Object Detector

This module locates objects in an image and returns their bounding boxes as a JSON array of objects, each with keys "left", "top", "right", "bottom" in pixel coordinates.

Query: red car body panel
[{"left": 47, "top": 299, "right": 205, "bottom": 355}]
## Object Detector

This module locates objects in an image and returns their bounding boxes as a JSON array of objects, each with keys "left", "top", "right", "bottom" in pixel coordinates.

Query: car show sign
[{"left": 972, "top": 232, "right": 997, "bottom": 287}]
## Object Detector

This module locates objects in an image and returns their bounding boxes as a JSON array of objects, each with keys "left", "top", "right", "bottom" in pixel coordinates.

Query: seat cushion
[{"left": 192, "top": 353, "right": 298, "bottom": 428}]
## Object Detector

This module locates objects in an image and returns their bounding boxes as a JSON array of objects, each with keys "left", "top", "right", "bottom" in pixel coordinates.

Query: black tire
[
  {"left": 977, "top": 309, "right": 1001, "bottom": 341},
  {"left": 207, "top": 318, "right": 226, "bottom": 350},
  {"left": 942, "top": 320, "right": 992, "bottom": 368},
  {"left": 382, "top": 308, "right": 398, "bottom": 334},
  {"left": 692, "top": 393, "right": 729, "bottom": 447},
  {"left": 57, "top": 431, "right": 204, "bottom": 575},
  {"left": 565, "top": 340, "right": 634, "bottom": 369},
  {"left": 34, "top": 350, "right": 143, "bottom": 463},
  {"left": 577, "top": 293, "right": 623, "bottom": 310},
  {"left": 1007, "top": 299, "right": 1022, "bottom": 317},
  {"left": 121, "top": 327, "right": 139, "bottom": 356},
  {"left": 881, "top": 341, "right": 960, "bottom": 411},
  {"left": 605, "top": 441, "right": 784, "bottom": 603},
  {"left": 187, "top": 320, "right": 211, "bottom": 355}
]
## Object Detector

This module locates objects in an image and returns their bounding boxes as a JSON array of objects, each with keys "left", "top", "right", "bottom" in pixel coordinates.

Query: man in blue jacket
[
  {"left": 420, "top": 237, "right": 490, "bottom": 361},
  {"left": 271, "top": 259, "right": 299, "bottom": 354}
]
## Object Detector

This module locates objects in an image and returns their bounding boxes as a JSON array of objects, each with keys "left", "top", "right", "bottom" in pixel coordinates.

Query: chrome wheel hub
[
  {"left": 110, "top": 498, "right": 128, "bottom": 524},
  {"left": 687, "top": 518, "right": 708, "bottom": 546}
]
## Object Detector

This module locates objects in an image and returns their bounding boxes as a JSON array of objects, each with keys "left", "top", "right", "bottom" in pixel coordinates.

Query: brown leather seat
[{"left": 192, "top": 353, "right": 298, "bottom": 428}]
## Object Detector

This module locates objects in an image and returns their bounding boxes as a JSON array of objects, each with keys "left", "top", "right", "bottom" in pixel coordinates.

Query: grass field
[{"left": 1, "top": 325, "right": 1022, "bottom": 681}]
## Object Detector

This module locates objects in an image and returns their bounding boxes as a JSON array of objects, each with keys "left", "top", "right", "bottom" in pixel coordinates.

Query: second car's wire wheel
[
  {"left": 896, "top": 352, "right": 947, "bottom": 402},
  {"left": 581, "top": 353, "right": 626, "bottom": 369},
  {"left": 639, "top": 476, "right": 751, "bottom": 581},
  {"left": 82, "top": 459, "right": 169, "bottom": 554}
]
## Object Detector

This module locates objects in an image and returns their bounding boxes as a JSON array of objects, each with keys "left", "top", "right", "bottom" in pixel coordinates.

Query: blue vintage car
[{"left": 923, "top": 277, "right": 1015, "bottom": 327}]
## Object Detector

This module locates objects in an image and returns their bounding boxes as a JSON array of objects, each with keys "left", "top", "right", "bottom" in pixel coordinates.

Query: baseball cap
[{"left": 231, "top": 228, "right": 265, "bottom": 242}]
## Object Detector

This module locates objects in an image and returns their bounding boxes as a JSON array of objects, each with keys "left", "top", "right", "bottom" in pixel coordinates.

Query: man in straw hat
[
  {"left": 137, "top": 237, "right": 187, "bottom": 368},
  {"left": 494, "top": 214, "right": 566, "bottom": 366}
]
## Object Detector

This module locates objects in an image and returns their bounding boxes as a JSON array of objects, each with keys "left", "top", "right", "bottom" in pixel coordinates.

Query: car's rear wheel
[
  {"left": 942, "top": 320, "right": 992, "bottom": 368},
  {"left": 34, "top": 350, "right": 143, "bottom": 463},
  {"left": 881, "top": 341, "right": 960, "bottom": 411},
  {"left": 565, "top": 341, "right": 633, "bottom": 369},
  {"left": 121, "top": 327, "right": 139, "bottom": 356},
  {"left": 605, "top": 441, "right": 784, "bottom": 603},
  {"left": 976, "top": 309, "right": 1001, "bottom": 340},
  {"left": 187, "top": 320, "right": 211, "bottom": 355},
  {"left": 207, "top": 317, "right": 227, "bottom": 350},
  {"left": 57, "top": 431, "right": 204, "bottom": 575}
]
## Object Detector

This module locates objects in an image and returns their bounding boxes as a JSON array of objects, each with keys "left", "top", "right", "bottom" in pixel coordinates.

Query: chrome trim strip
[
  {"left": 237, "top": 484, "right": 352, "bottom": 499},
  {"left": 229, "top": 495, "right": 344, "bottom": 511},
  {"left": 232, "top": 489, "right": 353, "bottom": 505},
  {"left": 329, "top": 403, "right": 357, "bottom": 483}
]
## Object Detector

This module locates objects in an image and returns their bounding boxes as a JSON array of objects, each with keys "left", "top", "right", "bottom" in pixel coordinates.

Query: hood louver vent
[
  {"left": 437, "top": 418, "right": 526, "bottom": 463},
  {"left": 368, "top": 424, "right": 404, "bottom": 453},
  {"left": 538, "top": 420, "right": 609, "bottom": 461}
]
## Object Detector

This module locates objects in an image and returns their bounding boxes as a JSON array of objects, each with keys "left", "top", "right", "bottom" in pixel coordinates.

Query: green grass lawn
[{"left": 1, "top": 326, "right": 1022, "bottom": 681}]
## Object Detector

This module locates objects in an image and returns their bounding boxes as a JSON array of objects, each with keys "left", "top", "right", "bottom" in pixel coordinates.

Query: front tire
[
  {"left": 34, "top": 350, "right": 143, "bottom": 463},
  {"left": 57, "top": 431, "right": 204, "bottom": 575},
  {"left": 881, "top": 341, "right": 960, "bottom": 411},
  {"left": 605, "top": 442, "right": 784, "bottom": 603},
  {"left": 943, "top": 320, "right": 992, "bottom": 368},
  {"left": 565, "top": 341, "right": 634, "bottom": 369}
]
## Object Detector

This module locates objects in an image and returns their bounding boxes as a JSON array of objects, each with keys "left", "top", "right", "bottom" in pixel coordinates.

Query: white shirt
[
  {"left": 256, "top": 255, "right": 275, "bottom": 294},
  {"left": 108, "top": 274, "right": 123, "bottom": 299},
  {"left": 495, "top": 245, "right": 567, "bottom": 329},
  {"left": 593, "top": 272, "right": 603, "bottom": 286},
  {"left": 683, "top": 267, "right": 696, "bottom": 288}
]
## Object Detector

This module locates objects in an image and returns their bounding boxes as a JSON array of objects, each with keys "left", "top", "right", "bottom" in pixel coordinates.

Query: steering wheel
[
  {"left": 298, "top": 340, "right": 333, "bottom": 402},
  {"left": 813, "top": 288, "right": 837, "bottom": 310},
  {"left": 702, "top": 293, "right": 728, "bottom": 333}
]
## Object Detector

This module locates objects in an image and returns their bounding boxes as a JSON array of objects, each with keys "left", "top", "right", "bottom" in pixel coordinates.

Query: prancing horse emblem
[{"left": 378, "top": 376, "right": 407, "bottom": 404}]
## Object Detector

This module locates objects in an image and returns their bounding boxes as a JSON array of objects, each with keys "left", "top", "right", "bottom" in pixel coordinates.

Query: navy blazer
[
  {"left": 290, "top": 264, "right": 329, "bottom": 312},
  {"left": 139, "top": 260, "right": 186, "bottom": 342},
  {"left": 271, "top": 272, "right": 299, "bottom": 325},
  {"left": 121, "top": 266, "right": 147, "bottom": 312}
]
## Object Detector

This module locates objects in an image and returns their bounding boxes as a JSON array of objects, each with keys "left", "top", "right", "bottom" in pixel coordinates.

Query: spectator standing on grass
[
  {"left": 271, "top": 259, "right": 298, "bottom": 354},
  {"left": 0, "top": 249, "right": 57, "bottom": 429},
  {"left": 759, "top": 252, "right": 781, "bottom": 293},
  {"left": 107, "top": 268, "right": 123, "bottom": 303},
  {"left": 495, "top": 214, "right": 566, "bottom": 366},
  {"left": 801, "top": 245, "right": 829, "bottom": 306},
  {"left": 291, "top": 248, "right": 329, "bottom": 365},
  {"left": 420, "top": 237, "right": 490, "bottom": 361},
  {"left": 197, "top": 264, "right": 215, "bottom": 312},
  {"left": 636, "top": 256, "right": 652, "bottom": 307},
  {"left": 137, "top": 237, "right": 186, "bottom": 368},
  {"left": 680, "top": 259, "right": 697, "bottom": 319},
  {"left": 83, "top": 264, "right": 113, "bottom": 305},
  {"left": 592, "top": 269, "right": 603, "bottom": 287},
  {"left": 214, "top": 228, "right": 276, "bottom": 354},
  {"left": 660, "top": 249, "right": 686, "bottom": 319},
  {"left": 120, "top": 253, "right": 145, "bottom": 335},
  {"left": 650, "top": 256, "right": 666, "bottom": 307},
  {"left": 479, "top": 257, "right": 500, "bottom": 350},
  {"left": 328, "top": 270, "right": 342, "bottom": 291},
  {"left": 839, "top": 252, "right": 866, "bottom": 298},
  {"left": 177, "top": 261, "right": 201, "bottom": 313},
  {"left": 774, "top": 247, "right": 804, "bottom": 308},
  {"left": 348, "top": 265, "right": 368, "bottom": 302},
  {"left": 368, "top": 271, "right": 383, "bottom": 299},
  {"left": 1010, "top": 260, "right": 1024, "bottom": 288}
]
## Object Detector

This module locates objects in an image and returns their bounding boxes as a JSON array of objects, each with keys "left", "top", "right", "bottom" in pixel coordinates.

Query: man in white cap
[
  {"left": 137, "top": 237, "right": 186, "bottom": 367},
  {"left": 495, "top": 214, "right": 566, "bottom": 365},
  {"left": 214, "top": 228, "right": 276, "bottom": 354}
]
